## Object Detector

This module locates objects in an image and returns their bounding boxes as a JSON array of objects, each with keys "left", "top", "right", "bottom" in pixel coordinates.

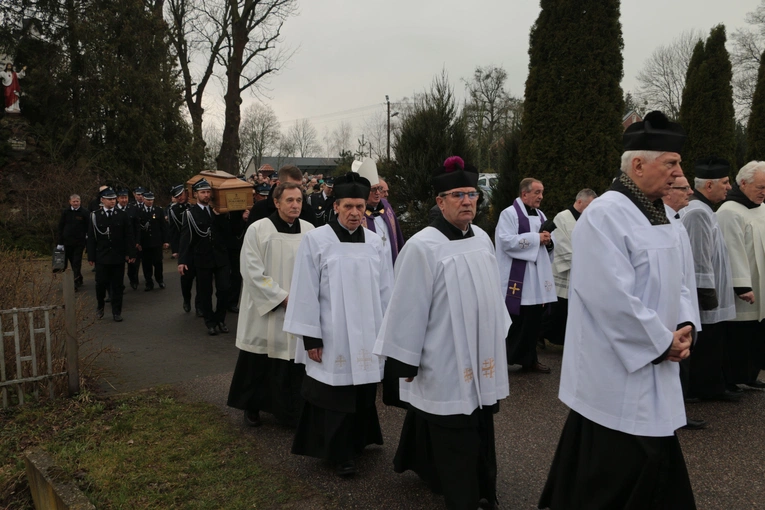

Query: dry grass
[
  {"left": 0, "top": 387, "right": 328, "bottom": 509},
  {"left": 0, "top": 248, "right": 107, "bottom": 407}
]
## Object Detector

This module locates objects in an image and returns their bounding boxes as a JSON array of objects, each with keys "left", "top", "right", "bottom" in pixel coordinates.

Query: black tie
[
  {"left": 206, "top": 207, "right": 212, "bottom": 219},
  {"left": 107, "top": 210, "right": 112, "bottom": 218}
]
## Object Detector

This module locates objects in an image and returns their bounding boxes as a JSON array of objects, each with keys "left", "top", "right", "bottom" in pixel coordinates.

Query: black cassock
[
  {"left": 290, "top": 220, "right": 383, "bottom": 464},
  {"left": 226, "top": 213, "right": 305, "bottom": 427}
]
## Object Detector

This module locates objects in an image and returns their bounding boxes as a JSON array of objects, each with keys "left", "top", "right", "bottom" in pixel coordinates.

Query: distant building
[
  {"left": 243, "top": 157, "right": 339, "bottom": 179},
  {"left": 622, "top": 111, "right": 643, "bottom": 131}
]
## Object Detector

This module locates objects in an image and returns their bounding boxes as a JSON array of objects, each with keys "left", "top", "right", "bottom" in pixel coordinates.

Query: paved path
[{"left": 82, "top": 257, "right": 765, "bottom": 509}]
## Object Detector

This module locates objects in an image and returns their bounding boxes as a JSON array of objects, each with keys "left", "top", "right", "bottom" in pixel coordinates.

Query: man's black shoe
[
  {"left": 744, "top": 379, "right": 765, "bottom": 389},
  {"left": 183, "top": 301, "right": 191, "bottom": 313},
  {"left": 726, "top": 384, "right": 743, "bottom": 393},
  {"left": 218, "top": 322, "right": 229, "bottom": 334},
  {"left": 130, "top": 281, "right": 138, "bottom": 290},
  {"left": 704, "top": 390, "right": 742, "bottom": 402},
  {"left": 158, "top": 282, "right": 166, "bottom": 289},
  {"left": 207, "top": 326, "right": 218, "bottom": 336},
  {"left": 196, "top": 308, "right": 204, "bottom": 318},
  {"left": 681, "top": 418, "right": 708, "bottom": 430},
  {"left": 336, "top": 460, "right": 357, "bottom": 476},
  {"left": 144, "top": 285, "right": 154, "bottom": 292},
  {"left": 113, "top": 314, "right": 123, "bottom": 322},
  {"left": 227, "top": 306, "right": 239, "bottom": 314},
  {"left": 96, "top": 308, "right": 104, "bottom": 319},
  {"left": 104, "top": 296, "right": 111, "bottom": 303},
  {"left": 244, "top": 410, "right": 262, "bottom": 427}
]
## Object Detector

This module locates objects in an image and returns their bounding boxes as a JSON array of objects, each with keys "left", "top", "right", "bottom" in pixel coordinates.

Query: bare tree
[
  {"left": 217, "top": 0, "right": 297, "bottom": 174},
  {"left": 239, "top": 102, "right": 280, "bottom": 172},
  {"left": 287, "top": 119, "right": 319, "bottom": 157},
  {"left": 363, "top": 110, "right": 389, "bottom": 159},
  {"left": 635, "top": 29, "right": 704, "bottom": 120},
  {"left": 165, "top": 0, "right": 229, "bottom": 171},
  {"left": 203, "top": 124, "right": 222, "bottom": 169},
  {"left": 165, "top": 0, "right": 296, "bottom": 173},
  {"left": 731, "top": 2, "right": 765, "bottom": 119},
  {"left": 463, "top": 65, "right": 518, "bottom": 171}
]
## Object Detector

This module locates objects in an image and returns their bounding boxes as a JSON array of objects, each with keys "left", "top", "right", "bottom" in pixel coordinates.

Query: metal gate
[{"left": 0, "top": 271, "right": 80, "bottom": 408}]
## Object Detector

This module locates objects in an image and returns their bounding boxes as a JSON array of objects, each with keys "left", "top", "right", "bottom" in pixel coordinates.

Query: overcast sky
[{"left": 203, "top": 0, "right": 762, "bottom": 154}]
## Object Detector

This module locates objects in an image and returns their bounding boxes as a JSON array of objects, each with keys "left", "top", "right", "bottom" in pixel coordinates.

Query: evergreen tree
[
  {"left": 385, "top": 71, "right": 473, "bottom": 238},
  {"left": 746, "top": 48, "right": 765, "bottom": 161},
  {"left": 519, "top": 0, "right": 624, "bottom": 216},
  {"left": 679, "top": 25, "right": 736, "bottom": 180}
]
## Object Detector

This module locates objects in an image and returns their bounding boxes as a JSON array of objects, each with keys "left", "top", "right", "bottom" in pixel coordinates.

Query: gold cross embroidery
[
  {"left": 509, "top": 283, "right": 520, "bottom": 295},
  {"left": 335, "top": 355, "right": 347, "bottom": 368},
  {"left": 357, "top": 349, "right": 374, "bottom": 370},
  {"left": 482, "top": 358, "right": 496, "bottom": 379},
  {"left": 464, "top": 368, "right": 474, "bottom": 382}
]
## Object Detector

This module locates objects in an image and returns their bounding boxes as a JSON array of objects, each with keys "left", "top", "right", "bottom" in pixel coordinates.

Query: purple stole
[
  {"left": 505, "top": 200, "right": 545, "bottom": 316},
  {"left": 363, "top": 199, "right": 404, "bottom": 265}
]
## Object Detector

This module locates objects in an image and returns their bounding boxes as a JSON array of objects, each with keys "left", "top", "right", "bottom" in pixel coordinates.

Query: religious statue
[{"left": 1, "top": 63, "right": 26, "bottom": 114}]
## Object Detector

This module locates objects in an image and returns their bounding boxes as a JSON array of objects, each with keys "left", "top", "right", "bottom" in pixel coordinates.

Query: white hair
[
  {"left": 575, "top": 188, "right": 598, "bottom": 201},
  {"left": 69, "top": 194, "right": 81, "bottom": 200},
  {"left": 620, "top": 150, "right": 665, "bottom": 174},
  {"left": 735, "top": 161, "right": 765, "bottom": 186}
]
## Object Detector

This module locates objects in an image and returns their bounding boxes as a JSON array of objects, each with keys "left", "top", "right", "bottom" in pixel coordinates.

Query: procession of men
[{"left": 61, "top": 112, "right": 765, "bottom": 509}]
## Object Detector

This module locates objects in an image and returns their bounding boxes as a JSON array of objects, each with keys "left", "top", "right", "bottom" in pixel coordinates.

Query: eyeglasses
[
  {"left": 671, "top": 186, "right": 691, "bottom": 191},
  {"left": 438, "top": 191, "right": 480, "bottom": 200},
  {"left": 370, "top": 186, "right": 383, "bottom": 194}
]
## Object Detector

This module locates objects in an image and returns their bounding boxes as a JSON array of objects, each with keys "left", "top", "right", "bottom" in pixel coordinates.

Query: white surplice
[
  {"left": 550, "top": 208, "right": 577, "bottom": 299},
  {"left": 283, "top": 225, "right": 393, "bottom": 386},
  {"left": 716, "top": 200, "right": 765, "bottom": 321},
  {"left": 559, "top": 191, "right": 697, "bottom": 437},
  {"left": 235, "top": 218, "right": 314, "bottom": 360},
  {"left": 666, "top": 204, "right": 701, "bottom": 332},
  {"left": 679, "top": 199, "right": 736, "bottom": 324},
  {"left": 373, "top": 225, "right": 511, "bottom": 416},
  {"left": 495, "top": 197, "right": 557, "bottom": 306}
]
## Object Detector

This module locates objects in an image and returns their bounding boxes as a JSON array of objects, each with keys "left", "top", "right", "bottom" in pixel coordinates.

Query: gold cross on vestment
[
  {"left": 509, "top": 283, "right": 520, "bottom": 295},
  {"left": 482, "top": 358, "right": 496, "bottom": 379}
]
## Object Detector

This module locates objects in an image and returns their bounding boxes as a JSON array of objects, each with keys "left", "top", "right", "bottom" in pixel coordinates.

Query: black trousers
[
  {"left": 542, "top": 297, "right": 568, "bottom": 345},
  {"left": 180, "top": 265, "right": 200, "bottom": 308},
  {"left": 506, "top": 304, "right": 545, "bottom": 367},
  {"left": 95, "top": 263, "right": 125, "bottom": 315},
  {"left": 227, "top": 244, "right": 242, "bottom": 309},
  {"left": 141, "top": 246, "right": 164, "bottom": 286},
  {"left": 687, "top": 322, "right": 727, "bottom": 398},
  {"left": 64, "top": 244, "right": 85, "bottom": 285},
  {"left": 724, "top": 320, "right": 765, "bottom": 384},
  {"left": 196, "top": 264, "right": 230, "bottom": 328},
  {"left": 127, "top": 249, "right": 142, "bottom": 284}
]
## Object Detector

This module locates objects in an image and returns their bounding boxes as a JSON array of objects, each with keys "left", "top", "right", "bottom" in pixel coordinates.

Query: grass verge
[{"left": 1, "top": 386, "right": 327, "bottom": 509}]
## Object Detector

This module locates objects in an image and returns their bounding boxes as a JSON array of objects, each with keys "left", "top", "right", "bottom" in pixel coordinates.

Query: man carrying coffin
[
  {"left": 541, "top": 189, "right": 597, "bottom": 346},
  {"left": 495, "top": 178, "right": 557, "bottom": 373},
  {"left": 227, "top": 182, "right": 315, "bottom": 428},
  {"left": 178, "top": 179, "right": 231, "bottom": 336},
  {"left": 374, "top": 156, "right": 510, "bottom": 510},
  {"left": 717, "top": 160, "right": 765, "bottom": 390},
  {"left": 680, "top": 158, "right": 739, "bottom": 403},
  {"left": 283, "top": 172, "right": 393, "bottom": 477},
  {"left": 539, "top": 111, "right": 697, "bottom": 509}
]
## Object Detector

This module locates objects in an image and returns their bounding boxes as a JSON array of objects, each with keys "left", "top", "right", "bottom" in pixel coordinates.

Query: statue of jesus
[{"left": 1, "top": 63, "right": 26, "bottom": 114}]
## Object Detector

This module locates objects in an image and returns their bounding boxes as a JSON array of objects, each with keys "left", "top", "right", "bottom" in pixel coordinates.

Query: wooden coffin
[{"left": 186, "top": 170, "right": 254, "bottom": 213}]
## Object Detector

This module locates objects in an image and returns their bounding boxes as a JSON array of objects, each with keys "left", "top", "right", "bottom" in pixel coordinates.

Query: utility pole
[{"left": 386, "top": 95, "right": 391, "bottom": 160}]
